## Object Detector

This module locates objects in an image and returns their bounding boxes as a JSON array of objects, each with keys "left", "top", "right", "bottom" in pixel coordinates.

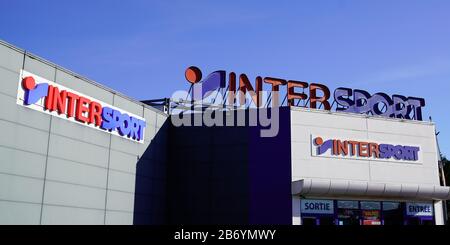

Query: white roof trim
[{"left": 292, "top": 179, "right": 450, "bottom": 200}]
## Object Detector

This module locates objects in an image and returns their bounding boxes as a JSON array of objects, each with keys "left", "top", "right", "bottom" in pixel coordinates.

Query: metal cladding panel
[
  {"left": 0, "top": 43, "right": 23, "bottom": 72},
  {"left": 50, "top": 115, "right": 110, "bottom": 147},
  {"left": 105, "top": 211, "right": 134, "bottom": 225},
  {"left": 0, "top": 201, "right": 41, "bottom": 225},
  {"left": 0, "top": 173, "right": 44, "bottom": 203},
  {"left": 106, "top": 190, "right": 135, "bottom": 212},
  {"left": 0, "top": 92, "right": 51, "bottom": 131},
  {"left": 0, "top": 120, "right": 49, "bottom": 154},
  {"left": 48, "top": 134, "right": 109, "bottom": 168},
  {"left": 23, "top": 55, "right": 55, "bottom": 82},
  {"left": 43, "top": 181, "right": 106, "bottom": 210},
  {"left": 41, "top": 205, "right": 105, "bottom": 225},
  {"left": 0, "top": 146, "right": 46, "bottom": 179},
  {"left": 45, "top": 157, "right": 108, "bottom": 189},
  {"left": 0, "top": 67, "right": 21, "bottom": 98}
]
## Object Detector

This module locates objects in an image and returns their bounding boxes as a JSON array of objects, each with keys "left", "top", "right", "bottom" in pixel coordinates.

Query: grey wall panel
[
  {"left": 156, "top": 113, "right": 167, "bottom": 128},
  {"left": 144, "top": 124, "right": 156, "bottom": 144},
  {"left": 0, "top": 67, "right": 20, "bottom": 98},
  {"left": 50, "top": 116, "right": 110, "bottom": 147},
  {"left": 109, "top": 150, "right": 138, "bottom": 175},
  {"left": 0, "top": 200, "right": 41, "bottom": 225},
  {"left": 110, "top": 136, "right": 140, "bottom": 156},
  {"left": 55, "top": 69, "right": 114, "bottom": 104},
  {"left": 113, "top": 95, "right": 144, "bottom": 117},
  {"left": 0, "top": 43, "right": 23, "bottom": 72},
  {"left": 107, "top": 170, "right": 136, "bottom": 193},
  {"left": 0, "top": 120, "right": 49, "bottom": 154},
  {"left": 43, "top": 181, "right": 106, "bottom": 210},
  {"left": 0, "top": 92, "right": 51, "bottom": 131},
  {"left": 23, "top": 55, "right": 55, "bottom": 81},
  {"left": 0, "top": 173, "right": 44, "bottom": 203},
  {"left": 143, "top": 108, "right": 158, "bottom": 128},
  {"left": 106, "top": 190, "right": 135, "bottom": 212},
  {"left": 41, "top": 205, "right": 104, "bottom": 225},
  {"left": 48, "top": 134, "right": 109, "bottom": 168},
  {"left": 0, "top": 146, "right": 46, "bottom": 179},
  {"left": 46, "top": 157, "right": 108, "bottom": 189},
  {"left": 105, "top": 210, "right": 133, "bottom": 225}
]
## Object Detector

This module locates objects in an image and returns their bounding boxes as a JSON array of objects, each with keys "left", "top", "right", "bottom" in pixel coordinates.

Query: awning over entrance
[{"left": 292, "top": 179, "right": 450, "bottom": 201}]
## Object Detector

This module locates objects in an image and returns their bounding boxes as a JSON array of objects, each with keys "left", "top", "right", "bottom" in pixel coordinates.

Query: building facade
[
  {"left": 290, "top": 108, "right": 448, "bottom": 225},
  {"left": 0, "top": 40, "right": 168, "bottom": 225},
  {"left": 0, "top": 40, "right": 448, "bottom": 225}
]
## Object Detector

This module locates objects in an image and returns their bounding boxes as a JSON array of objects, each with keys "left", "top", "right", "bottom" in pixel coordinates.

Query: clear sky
[{"left": 1, "top": 0, "right": 450, "bottom": 156}]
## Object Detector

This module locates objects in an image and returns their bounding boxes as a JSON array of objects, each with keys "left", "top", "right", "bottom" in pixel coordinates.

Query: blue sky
[{"left": 1, "top": 0, "right": 450, "bottom": 156}]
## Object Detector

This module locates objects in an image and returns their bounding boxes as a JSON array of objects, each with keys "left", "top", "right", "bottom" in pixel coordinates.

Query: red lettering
[
  {"left": 348, "top": 141, "right": 358, "bottom": 156},
  {"left": 52, "top": 87, "right": 67, "bottom": 115},
  {"left": 76, "top": 96, "right": 90, "bottom": 123},
  {"left": 359, "top": 142, "right": 369, "bottom": 157},
  {"left": 310, "top": 83, "right": 331, "bottom": 110},
  {"left": 89, "top": 101, "right": 102, "bottom": 126},
  {"left": 227, "top": 72, "right": 236, "bottom": 106},
  {"left": 66, "top": 92, "right": 79, "bottom": 118},
  {"left": 332, "top": 140, "right": 338, "bottom": 155},
  {"left": 263, "top": 77, "right": 287, "bottom": 107},
  {"left": 45, "top": 85, "right": 55, "bottom": 111},
  {"left": 238, "top": 74, "right": 262, "bottom": 107},
  {"left": 287, "top": 80, "right": 308, "bottom": 106},
  {"left": 369, "top": 143, "right": 379, "bottom": 158},
  {"left": 337, "top": 140, "right": 349, "bottom": 156}
]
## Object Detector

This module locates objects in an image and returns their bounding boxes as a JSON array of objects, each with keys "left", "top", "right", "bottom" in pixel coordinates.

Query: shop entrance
[
  {"left": 300, "top": 199, "right": 436, "bottom": 225},
  {"left": 337, "top": 200, "right": 360, "bottom": 225},
  {"left": 360, "top": 201, "right": 382, "bottom": 225}
]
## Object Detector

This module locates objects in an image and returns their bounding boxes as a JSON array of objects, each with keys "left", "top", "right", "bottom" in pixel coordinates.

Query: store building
[
  {"left": 0, "top": 39, "right": 449, "bottom": 225},
  {"left": 290, "top": 107, "right": 448, "bottom": 225}
]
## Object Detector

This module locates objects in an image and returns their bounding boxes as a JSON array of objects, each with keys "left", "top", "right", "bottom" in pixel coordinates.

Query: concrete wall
[
  {"left": 0, "top": 40, "right": 168, "bottom": 225},
  {"left": 290, "top": 107, "right": 440, "bottom": 187}
]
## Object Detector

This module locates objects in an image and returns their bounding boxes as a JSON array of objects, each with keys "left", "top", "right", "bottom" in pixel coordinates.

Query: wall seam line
[{"left": 38, "top": 65, "right": 56, "bottom": 225}]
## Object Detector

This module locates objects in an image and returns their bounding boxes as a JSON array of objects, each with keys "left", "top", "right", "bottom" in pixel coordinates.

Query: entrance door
[
  {"left": 337, "top": 201, "right": 360, "bottom": 225},
  {"left": 361, "top": 201, "right": 382, "bottom": 226}
]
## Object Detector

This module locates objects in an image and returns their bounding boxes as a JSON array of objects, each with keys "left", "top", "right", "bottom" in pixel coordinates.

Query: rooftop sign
[{"left": 184, "top": 66, "right": 426, "bottom": 121}]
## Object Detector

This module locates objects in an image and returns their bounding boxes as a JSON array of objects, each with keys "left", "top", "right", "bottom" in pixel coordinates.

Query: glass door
[
  {"left": 360, "top": 201, "right": 381, "bottom": 225},
  {"left": 337, "top": 200, "right": 360, "bottom": 225}
]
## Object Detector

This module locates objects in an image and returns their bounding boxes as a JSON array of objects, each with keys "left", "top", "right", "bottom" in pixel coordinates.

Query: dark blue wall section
[
  {"left": 134, "top": 108, "right": 292, "bottom": 224},
  {"left": 249, "top": 107, "right": 292, "bottom": 224},
  {"left": 134, "top": 120, "right": 169, "bottom": 225}
]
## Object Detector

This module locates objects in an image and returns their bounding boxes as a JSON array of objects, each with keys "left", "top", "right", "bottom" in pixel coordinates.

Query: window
[{"left": 382, "top": 202, "right": 403, "bottom": 225}]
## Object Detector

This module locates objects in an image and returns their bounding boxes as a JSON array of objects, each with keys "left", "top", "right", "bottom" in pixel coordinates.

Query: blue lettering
[{"left": 100, "top": 107, "right": 115, "bottom": 130}]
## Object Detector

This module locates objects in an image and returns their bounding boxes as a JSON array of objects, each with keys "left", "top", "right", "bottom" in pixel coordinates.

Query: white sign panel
[
  {"left": 301, "top": 199, "right": 334, "bottom": 214},
  {"left": 16, "top": 70, "right": 146, "bottom": 143},
  {"left": 406, "top": 203, "right": 434, "bottom": 217},
  {"left": 310, "top": 134, "right": 422, "bottom": 164}
]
